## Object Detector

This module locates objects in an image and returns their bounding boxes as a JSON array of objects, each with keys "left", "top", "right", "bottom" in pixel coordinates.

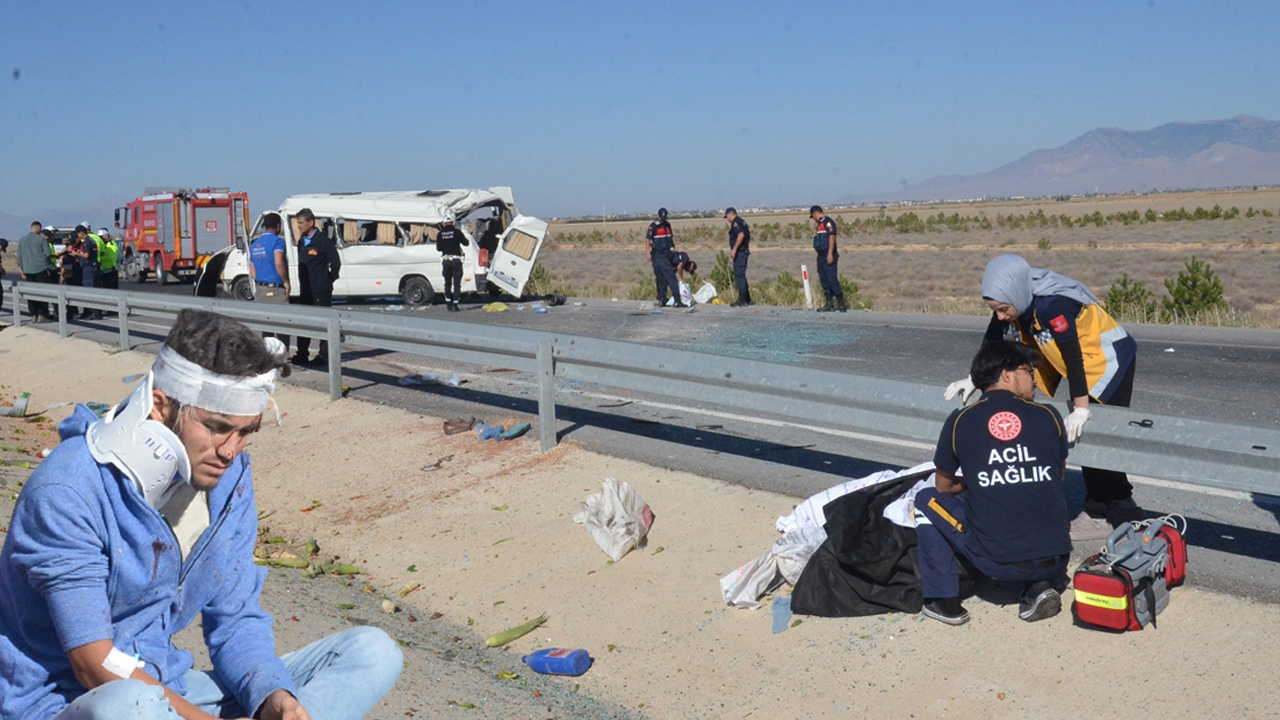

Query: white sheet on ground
[{"left": 775, "top": 461, "right": 937, "bottom": 534}]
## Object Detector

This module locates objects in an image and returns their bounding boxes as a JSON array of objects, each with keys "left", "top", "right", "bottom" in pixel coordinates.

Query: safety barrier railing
[{"left": 7, "top": 280, "right": 1280, "bottom": 496}]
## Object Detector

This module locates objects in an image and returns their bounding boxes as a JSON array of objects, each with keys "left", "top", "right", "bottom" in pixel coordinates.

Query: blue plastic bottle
[{"left": 521, "top": 648, "right": 593, "bottom": 676}]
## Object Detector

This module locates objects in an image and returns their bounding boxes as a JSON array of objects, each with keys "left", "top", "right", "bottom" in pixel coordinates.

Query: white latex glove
[
  {"left": 943, "top": 376, "right": 978, "bottom": 404},
  {"left": 1065, "top": 406, "right": 1091, "bottom": 443}
]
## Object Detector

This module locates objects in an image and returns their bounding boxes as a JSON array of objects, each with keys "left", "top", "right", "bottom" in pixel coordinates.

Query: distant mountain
[{"left": 873, "top": 115, "right": 1280, "bottom": 202}]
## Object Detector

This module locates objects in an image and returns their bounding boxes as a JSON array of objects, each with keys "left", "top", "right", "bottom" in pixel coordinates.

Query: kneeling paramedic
[
  {"left": 0, "top": 309, "right": 402, "bottom": 720},
  {"left": 916, "top": 339, "right": 1072, "bottom": 626}
]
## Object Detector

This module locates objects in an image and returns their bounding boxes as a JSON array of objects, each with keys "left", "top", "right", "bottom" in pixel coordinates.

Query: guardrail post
[
  {"left": 57, "top": 287, "right": 68, "bottom": 339},
  {"left": 117, "top": 298, "right": 131, "bottom": 351},
  {"left": 12, "top": 284, "right": 21, "bottom": 327},
  {"left": 327, "top": 318, "right": 343, "bottom": 402},
  {"left": 537, "top": 339, "right": 556, "bottom": 451}
]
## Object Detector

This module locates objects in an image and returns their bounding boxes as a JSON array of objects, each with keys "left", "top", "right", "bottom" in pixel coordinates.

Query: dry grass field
[{"left": 537, "top": 189, "right": 1280, "bottom": 327}]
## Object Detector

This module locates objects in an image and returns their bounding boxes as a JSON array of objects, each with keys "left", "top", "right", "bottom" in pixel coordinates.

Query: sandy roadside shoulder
[{"left": 1, "top": 327, "right": 1277, "bottom": 719}]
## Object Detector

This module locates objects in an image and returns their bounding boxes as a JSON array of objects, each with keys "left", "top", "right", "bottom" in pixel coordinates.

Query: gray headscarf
[{"left": 981, "top": 254, "right": 1097, "bottom": 314}]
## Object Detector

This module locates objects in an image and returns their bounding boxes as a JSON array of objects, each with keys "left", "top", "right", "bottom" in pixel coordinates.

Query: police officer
[
  {"left": 436, "top": 212, "right": 469, "bottom": 312},
  {"left": 723, "top": 207, "right": 751, "bottom": 307},
  {"left": 292, "top": 208, "right": 342, "bottom": 365},
  {"left": 917, "top": 340, "right": 1072, "bottom": 626},
  {"left": 810, "top": 205, "right": 846, "bottom": 312},
  {"left": 645, "top": 208, "right": 685, "bottom": 308},
  {"left": 74, "top": 224, "right": 104, "bottom": 319}
]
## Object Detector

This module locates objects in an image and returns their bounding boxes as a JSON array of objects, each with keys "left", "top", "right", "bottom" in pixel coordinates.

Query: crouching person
[
  {"left": 916, "top": 339, "right": 1072, "bottom": 626},
  {"left": 0, "top": 309, "right": 401, "bottom": 720}
]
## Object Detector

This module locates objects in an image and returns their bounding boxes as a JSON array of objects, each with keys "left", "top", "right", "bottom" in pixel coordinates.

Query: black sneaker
[
  {"left": 1018, "top": 581, "right": 1062, "bottom": 622},
  {"left": 921, "top": 597, "right": 970, "bottom": 626},
  {"left": 290, "top": 353, "right": 309, "bottom": 366}
]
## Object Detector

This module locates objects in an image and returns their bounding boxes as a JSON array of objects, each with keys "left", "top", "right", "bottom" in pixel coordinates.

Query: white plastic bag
[
  {"left": 692, "top": 282, "right": 717, "bottom": 305},
  {"left": 664, "top": 282, "right": 692, "bottom": 306},
  {"left": 718, "top": 526, "right": 827, "bottom": 609},
  {"left": 573, "top": 478, "right": 655, "bottom": 561}
]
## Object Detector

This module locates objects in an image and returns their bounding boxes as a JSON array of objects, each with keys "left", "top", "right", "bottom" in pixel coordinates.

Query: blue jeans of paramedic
[
  {"left": 53, "top": 626, "right": 402, "bottom": 720},
  {"left": 815, "top": 251, "right": 842, "bottom": 299},
  {"left": 915, "top": 488, "right": 1068, "bottom": 599},
  {"left": 733, "top": 251, "right": 750, "bottom": 302},
  {"left": 652, "top": 252, "right": 678, "bottom": 303}
]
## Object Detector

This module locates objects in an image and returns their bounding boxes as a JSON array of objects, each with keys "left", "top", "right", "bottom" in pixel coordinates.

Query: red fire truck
[{"left": 113, "top": 187, "right": 250, "bottom": 284}]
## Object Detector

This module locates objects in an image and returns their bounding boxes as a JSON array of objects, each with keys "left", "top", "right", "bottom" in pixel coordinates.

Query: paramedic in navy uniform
[
  {"left": 916, "top": 339, "right": 1072, "bottom": 626},
  {"left": 645, "top": 208, "right": 685, "bottom": 307}
]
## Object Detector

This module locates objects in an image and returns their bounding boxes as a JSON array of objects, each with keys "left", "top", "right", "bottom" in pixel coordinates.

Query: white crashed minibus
[{"left": 197, "top": 188, "right": 547, "bottom": 305}]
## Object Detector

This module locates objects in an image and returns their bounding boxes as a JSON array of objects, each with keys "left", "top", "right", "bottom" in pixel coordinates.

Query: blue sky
[{"left": 2, "top": 0, "right": 1278, "bottom": 231}]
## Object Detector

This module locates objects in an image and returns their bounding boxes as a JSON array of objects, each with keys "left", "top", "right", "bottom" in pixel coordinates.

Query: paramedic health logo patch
[{"left": 988, "top": 411, "right": 1022, "bottom": 441}]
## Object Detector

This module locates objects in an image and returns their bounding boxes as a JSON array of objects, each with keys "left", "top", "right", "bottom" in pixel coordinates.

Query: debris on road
[
  {"left": 485, "top": 614, "right": 548, "bottom": 647},
  {"left": 500, "top": 423, "right": 531, "bottom": 440},
  {"left": 482, "top": 302, "right": 508, "bottom": 313},
  {"left": 573, "top": 478, "right": 655, "bottom": 562},
  {"left": 0, "top": 393, "right": 30, "bottom": 417},
  {"left": 443, "top": 417, "right": 475, "bottom": 435},
  {"left": 522, "top": 648, "right": 593, "bottom": 676}
]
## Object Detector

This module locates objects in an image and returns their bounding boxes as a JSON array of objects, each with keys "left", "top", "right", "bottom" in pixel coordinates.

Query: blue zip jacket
[{"left": 0, "top": 405, "right": 293, "bottom": 720}]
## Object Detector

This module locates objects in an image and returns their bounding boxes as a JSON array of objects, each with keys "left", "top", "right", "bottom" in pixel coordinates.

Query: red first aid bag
[{"left": 1072, "top": 515, "right": 1187, "bottom": 631}]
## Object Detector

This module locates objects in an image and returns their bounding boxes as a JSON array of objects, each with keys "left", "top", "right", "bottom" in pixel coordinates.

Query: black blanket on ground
[{"left": 790, "top": 471, "right": 930, "bottom": 617}]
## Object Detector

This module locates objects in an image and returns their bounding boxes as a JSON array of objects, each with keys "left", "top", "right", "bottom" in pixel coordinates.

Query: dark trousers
[
  {"left": 442, "top": 258, "right": 463, "bottom": 303},
  {"left": 22, "top": 271, "right": 51, "bottom": 319},
  {"left": 99, "top": 269, "right": 119, "bottom": 290},
  {"left": 733, "top": 251, "right": 750, "bottom": 302},
  {"left": 816, "top": 251, "right": 842, "bottom": 298},
  {"left": 652, "top": 253, "right": 678, "bottom": 303},
  {"left": 82, "top": 265, "right": 99, "bottom": 289},
  {"left": 295, "top": 291, "right": 332, "bottom": 359},
  {"left": 1082, "top": 361, "right": 1137, "bottom": 504},
  {"left": 915, "top": 488, "right": 1069, "bottom": 599}
]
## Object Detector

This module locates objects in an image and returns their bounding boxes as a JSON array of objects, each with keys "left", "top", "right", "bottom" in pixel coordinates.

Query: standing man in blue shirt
[
  {"left": 724, "top": 207, "right": 751, "bottom": 307},
  {"left": 0, "top": 309, "right": 401, "bottom": 720},
  {"left": 291, "top": 208, "right": 341, "bottom": 366},
  {"left": 249, "top": 212, "right": 292, "bottom": 355},
  {"left": 645, "top": 208, "right": 686, "bottom": 308},
  {"left": 915, "top": 339, "right": 1072, "bottom": 626},
  {"left": 810, "top": 205, "right": 845, "bottom": 313}
]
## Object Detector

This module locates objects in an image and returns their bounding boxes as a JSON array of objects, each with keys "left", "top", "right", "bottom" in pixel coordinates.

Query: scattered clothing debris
[
  {"left": 475, "top": 423, "right": 505, "bottom": 441},
  {"left": 501, "top": 423, "right": 531, "bottom": 440},
  {"left": 573, "top": 478, "right": 655, "bottom": 562},
  {"left": 443, "top": 418, "right": 476, "bottom": 435}
]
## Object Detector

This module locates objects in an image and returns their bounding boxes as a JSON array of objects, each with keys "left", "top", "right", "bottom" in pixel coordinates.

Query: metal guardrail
[{"left": 8, "top": 280, "right": 1280, "bottom": 496}]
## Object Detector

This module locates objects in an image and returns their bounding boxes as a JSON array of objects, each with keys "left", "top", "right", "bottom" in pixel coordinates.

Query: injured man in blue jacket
[{"left": 0, "top": 309, "right": 402, "bottom": 720}]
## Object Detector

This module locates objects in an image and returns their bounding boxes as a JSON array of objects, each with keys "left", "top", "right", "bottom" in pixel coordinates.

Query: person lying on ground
[
  {"left": 917, "top": 339, "right": 1072, "bottom": 626},
  {"left": 0, "top": 309, "right": 402, "bottom": 720}
]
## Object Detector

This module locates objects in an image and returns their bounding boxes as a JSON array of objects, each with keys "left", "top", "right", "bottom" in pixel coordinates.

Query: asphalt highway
[{"left": 28, "top": 280, "right": 1280, "bottom": 603}]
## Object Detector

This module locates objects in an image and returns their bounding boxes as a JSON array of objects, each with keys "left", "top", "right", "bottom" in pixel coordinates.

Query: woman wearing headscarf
[{"left": 944, "top": 254, "right": 1142, "bottom": 530}]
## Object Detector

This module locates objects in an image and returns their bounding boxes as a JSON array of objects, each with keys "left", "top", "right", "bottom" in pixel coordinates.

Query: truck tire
[
  {"left": 402, "top": 276, "right": 434, "bottom": 306},
  {"left": 124, "top": 256, "right": 146, "bottom": 284},
  {"left": 231, "top": 277, "right": 254, "bottom": 301},
  {"left": 155, "top": 254, "right": 171, "bottom": 285}
]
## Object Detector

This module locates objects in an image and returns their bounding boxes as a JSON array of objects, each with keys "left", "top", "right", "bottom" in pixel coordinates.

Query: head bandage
[{"left": 151, "top": 338, "right": 284, "bottom": 417}]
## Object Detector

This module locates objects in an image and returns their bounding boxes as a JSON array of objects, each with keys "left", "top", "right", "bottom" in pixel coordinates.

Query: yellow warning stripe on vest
[
  {"left": 1074, "top": 589, "right": 1129, "bottom": 610},
  {"left": 927, "top": 498, "right": 963, "bottom": 533}
]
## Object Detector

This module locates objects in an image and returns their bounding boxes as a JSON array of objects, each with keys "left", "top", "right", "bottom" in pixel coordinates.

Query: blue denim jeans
[{"left": 54, "top": 626, "right": 401, "bottom": 720}]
